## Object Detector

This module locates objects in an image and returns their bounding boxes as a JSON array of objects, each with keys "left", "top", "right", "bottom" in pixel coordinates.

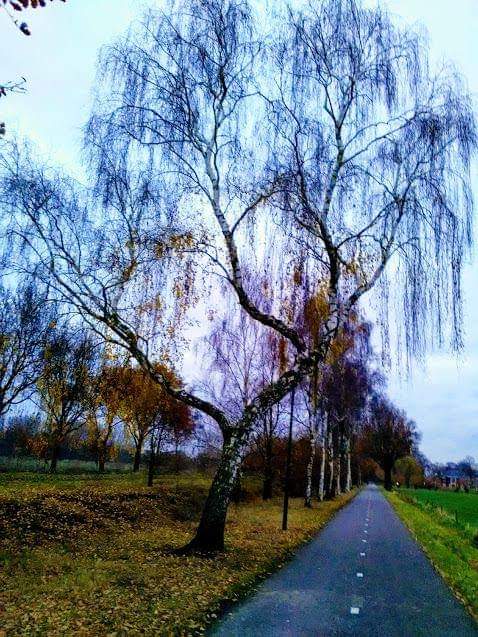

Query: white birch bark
[
  {"left": 304, "top": 428, "right": 316, "bottom": 508},
  {"left": 328, "top": 426, "right": 334, "bottom": 497}
]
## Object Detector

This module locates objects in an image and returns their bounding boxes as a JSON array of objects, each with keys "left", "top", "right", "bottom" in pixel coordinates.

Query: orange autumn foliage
[{"left": 101, "top": 363, "right": 193, "bottom": 446}]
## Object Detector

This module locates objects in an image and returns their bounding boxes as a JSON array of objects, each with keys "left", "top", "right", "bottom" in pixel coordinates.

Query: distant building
[
  {"left": 443, "top": 467, "right": 463, "bottom": 488},
  {"left": 433, "top": 463, "right": 478, "bottom": 489}
]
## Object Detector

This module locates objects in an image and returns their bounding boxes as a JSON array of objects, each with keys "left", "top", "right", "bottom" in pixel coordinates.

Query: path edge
[{"left": 206, "top": 488, "right": 361, "bottom": 635}]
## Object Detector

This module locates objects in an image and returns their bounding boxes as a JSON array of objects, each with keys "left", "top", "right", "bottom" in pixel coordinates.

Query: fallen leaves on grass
[{"left": 0, "top": 475, "right": 355, "bottom": 635}]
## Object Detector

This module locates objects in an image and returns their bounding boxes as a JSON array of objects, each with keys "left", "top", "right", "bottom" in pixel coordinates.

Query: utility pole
[{"left": 282, "top": 387, "right": 296, "bottom": 531}]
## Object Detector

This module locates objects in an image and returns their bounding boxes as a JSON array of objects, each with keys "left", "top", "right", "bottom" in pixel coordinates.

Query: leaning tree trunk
[
  {"left": 183, "top": 428, "right": 247, "bottom": 552},
  {"left": 230, "top": 468, "right": 243, "bottom": 503},
  {"left": 132, "top": 435, "right": 144, "bottom": 472},
  {"left": 304, "top": 429, "right": 316, "bottom": 508}
]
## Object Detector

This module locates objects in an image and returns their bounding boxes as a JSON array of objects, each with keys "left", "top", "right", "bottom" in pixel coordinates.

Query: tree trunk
[
  {"left": 98, "top": 439, "right": 107, "bottom": 473},
  {"left": 345, "top": 438, "right": 352, "bottom": 492},
  {"left": 49, "top": 440, "right": 60, "bottom": 474},
  {"left": 327, "top": 427, "right": 335, "bottom": 497},
  {"left": 335, "top": 453, "right": 342, "bottom": 496},
  {"left": 262, "top": 413, "right": 274, "bottom": 500},
  {"left": 318, "top": 412, "right": 327, "bottom": 502},
  {"left": 230, "top": 469, "right": 243, "bottom": 503},
  {"left": 182, "top": 428, "right": 247, "bottom": 552},
  {"left": 304, "top": 430, "right": 316, "bottom": 508},
  {"left": 147, "top": 438, "right": 155, "bottom": 487},
  {"left": 133, "top": 435, "right": 144, "bottom": 472},
  {"left": 384, "top": 462, "right": 393, "bottom": 491}
]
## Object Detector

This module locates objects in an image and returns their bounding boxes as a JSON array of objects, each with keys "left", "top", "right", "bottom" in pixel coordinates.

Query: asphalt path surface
[{"left": 210, "top": 484, "right": 478, "bottom": 637}]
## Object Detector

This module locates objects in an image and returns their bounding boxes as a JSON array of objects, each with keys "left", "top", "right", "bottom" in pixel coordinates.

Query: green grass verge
[
  {"left": 385, "top": 490, "right": 478, "bottom": 621},
  {"left": 0, "top": 472, "right": 356, "bottom": 635}
]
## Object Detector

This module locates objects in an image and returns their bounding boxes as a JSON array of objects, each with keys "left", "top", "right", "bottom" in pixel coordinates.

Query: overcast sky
[{"left": 1, "top": 0, "right": 477, "bottom": 463}]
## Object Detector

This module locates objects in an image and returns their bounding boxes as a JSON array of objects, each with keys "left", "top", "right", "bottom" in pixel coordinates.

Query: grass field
[
  {"left": 0, "top": 471, "right": 355, "bottom": 635},
  {"left": 0, "top": 466, "right": 153, "bottom": 496},
  {"left": 0, "top": 456, "right": 131, "bottom": 474},
  {"left": 399, "top": 488, "right": 478, "bottom": 530},
  {"left": 386, "top": 489, "right": 478, "bottom": 621}
]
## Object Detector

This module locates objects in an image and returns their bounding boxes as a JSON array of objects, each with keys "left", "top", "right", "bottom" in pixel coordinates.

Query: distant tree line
[{"left": 0, "top": 282, "right": 195, "bottom": 482}]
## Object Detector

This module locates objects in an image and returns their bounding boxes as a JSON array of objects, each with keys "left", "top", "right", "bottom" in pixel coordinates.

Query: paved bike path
[{"left": 210, "top": 484, "right": 477, "bottom": 636}]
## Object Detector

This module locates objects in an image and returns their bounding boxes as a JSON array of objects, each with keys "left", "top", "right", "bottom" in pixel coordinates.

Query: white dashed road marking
[{"left": 351, "top": 494, "right": 372, "bottom": 620}]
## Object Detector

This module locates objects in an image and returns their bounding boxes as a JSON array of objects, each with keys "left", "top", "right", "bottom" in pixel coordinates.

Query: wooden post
[{"left": 282, "top": 388, "right": 296, "bottom": 531}]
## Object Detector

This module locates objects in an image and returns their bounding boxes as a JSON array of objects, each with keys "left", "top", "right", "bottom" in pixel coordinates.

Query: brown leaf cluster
[{"left": 0, "top": 480, "right": 208, "bottom": 552}]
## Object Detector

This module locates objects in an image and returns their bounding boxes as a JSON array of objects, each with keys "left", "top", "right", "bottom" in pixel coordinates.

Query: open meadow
[
  {"left": 0, "top": 470, "right": 355, "bottom": 635},
  {"left": 399, "top": 488, "right": 478, "bottom": 530}
]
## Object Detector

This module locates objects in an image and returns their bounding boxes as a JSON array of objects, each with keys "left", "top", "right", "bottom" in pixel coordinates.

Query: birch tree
[{"left": 1, "top": 0, "right": 476, "bottom": 551}]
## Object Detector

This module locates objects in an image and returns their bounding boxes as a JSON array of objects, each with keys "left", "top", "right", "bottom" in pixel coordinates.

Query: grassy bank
[
  {"left": 0, "top": 473, "right": 355, "bottom": 635},
  {"left": 385, "top": 490, "right": 478, "bottom": 621}
]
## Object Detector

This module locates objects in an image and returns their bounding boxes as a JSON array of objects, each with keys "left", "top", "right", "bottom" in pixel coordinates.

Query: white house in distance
[{"left": 432, "top": 462, "right": 478, "bottom": 490}]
